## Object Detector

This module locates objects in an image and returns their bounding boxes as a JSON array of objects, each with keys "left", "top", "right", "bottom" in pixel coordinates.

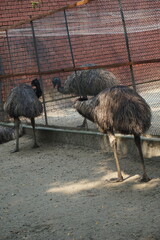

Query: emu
[
  {"left": 4, "top": 79, "right": 43, "bottom": 152},
  {"left": 0, "top": 125, "right": 23, "bottom": 144},
  {"left": 74, "top": 85, "right": 151, "bottom": 182},
  {"left": 52, "top": 67, "right": 118, "bottom": 127}
]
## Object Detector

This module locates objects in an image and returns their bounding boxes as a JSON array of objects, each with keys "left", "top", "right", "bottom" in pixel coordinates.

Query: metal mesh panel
[
  {"left": 0, "top": 0, "right": 159, "bottom": 136},
  {"left": 66, "top": 1, "right": 128, "bottom": 65},
  {"left": 120, "top": 0, "right": 160, "bottom": 136},
  {"left": 7, "top": 25, "right": 37, "bottom": 75},
  {"left": 33, "top": 12, "right": 73, "bottom": 71}
]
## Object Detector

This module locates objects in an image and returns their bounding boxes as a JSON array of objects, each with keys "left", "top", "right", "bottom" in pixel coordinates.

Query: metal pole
[
  {"left": 118, "top": 0, "right": 136, "bottom": 91},
  {"left": 64, "top": 9, "right": 82, "bottom": 97},
  {"left": 6, "top": 30, "right": 14, "bottom": 77},
  {"left": 0, "top": 52, "right": 4, "bottom": 121},
  {"left": 30, "top": 19, "right": 48, "bottom": 126},
  {"left": 2, "top": 30, "right": 15, "bottom": 121}
]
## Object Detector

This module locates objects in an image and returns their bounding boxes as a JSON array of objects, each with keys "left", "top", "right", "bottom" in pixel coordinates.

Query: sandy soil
[{"left": 0, "top": 135, "right": 160, "bottom": 240}]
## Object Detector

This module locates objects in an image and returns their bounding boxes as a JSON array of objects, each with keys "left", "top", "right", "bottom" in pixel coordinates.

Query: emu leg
[
  {"left": 30, "top": 118, "right": 39, "bottom": 148},
  {"left": 134, "top": 134, "right": 150, "bottom": 182},
  {"left": 77, "top": 118, "right": 88, "bottom": 130},
  {"left": 77, "top": 96, "right": 88, "bottom": 130},
  {"left": 12, "top": 117, "right": 20, "bottom": 152},
  {"left": 108, "top": 132, "right": 123, "bottom": 182}
]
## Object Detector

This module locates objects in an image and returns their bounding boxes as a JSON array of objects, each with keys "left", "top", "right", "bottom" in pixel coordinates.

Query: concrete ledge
[
  {"left": 23, "top": 124, "right": 160, "bottom": 158},
  {"left": 0, "top": 122, "right": 160, "bottom": 158}
]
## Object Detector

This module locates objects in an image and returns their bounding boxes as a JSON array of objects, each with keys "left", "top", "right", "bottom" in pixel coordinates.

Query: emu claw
[
  {"left": 32, "top": 143, "right": 39, "bottom": 149},
  {"left": 77, "top": 122, "right": 88, "bottom": 130},
  {"left": 11, "top": 148, "right": 19, "bottom": 153},
  {"left": 77, "top": 118, "right": 88, "bottom": 130},
  {"left": 140, "top": 174, "right": 151, "bottom": 182},
  {"left": 77, "top": 124, "right": 87, "bottom": 129},
  {"left": 108, "top": 176, "right": 124, "bottom": 183}
]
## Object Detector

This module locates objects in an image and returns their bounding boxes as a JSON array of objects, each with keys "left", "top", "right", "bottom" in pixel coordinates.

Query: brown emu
[
  {"left": 53, "top": 67, "right": 118, "bottom": 127},
  {"left": 52, "top": 68, "right": 118, "bottom": 96},
  {"left": 4, "top": 80, "right": 43, "bottom": 152},
  {"left": 74, "top": 85, "right": 151, "bottom": 182},
  {"left": 0, "top": 125, "right": 23, "bottom": 144}
]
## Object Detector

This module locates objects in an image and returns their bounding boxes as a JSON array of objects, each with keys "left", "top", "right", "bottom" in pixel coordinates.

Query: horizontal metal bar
[
  {"left": 0, "top": 122, "right": 160, "bottom": 142},
  {"left": 127, "top": 78, "right": 160, "bottom": 87},
  {"left": 0, "top": 58, "right": 160, "bottom": 79},
  {"left": 45, "top": 96, "right": 75, "bottom": 103}
]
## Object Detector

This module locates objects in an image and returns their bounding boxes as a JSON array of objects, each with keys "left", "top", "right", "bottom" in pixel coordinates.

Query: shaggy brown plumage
[
  {"left": 4, "top": 83, "right": 43, "bottom": 152},
  {"left": 74, "top": 85, "right": 152, "bottom": 182},
  {"left": 0, "top": 126, "right": 23, "bottom": 144},
  {"left": 4, "top": 84, "right": 42, "bottom": 118},
  {"left": 53, "top": 67, "right": 118, "bottom": 128},
  {"left": 53, "top": 68, "right": 118, "bottom": 97}
]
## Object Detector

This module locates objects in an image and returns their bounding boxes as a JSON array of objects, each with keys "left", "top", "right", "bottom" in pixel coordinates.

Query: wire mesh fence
[{"left": 0, "top": 0, "right": 160, "bottom": 136}]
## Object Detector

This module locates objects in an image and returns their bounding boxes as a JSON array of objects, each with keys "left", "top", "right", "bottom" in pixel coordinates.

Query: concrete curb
[
  {"left": 0, "top": 122, "right": 160, "bottom": 158},
  {"left": 24, "top": 124, "right": 160, "bottom": 158}
]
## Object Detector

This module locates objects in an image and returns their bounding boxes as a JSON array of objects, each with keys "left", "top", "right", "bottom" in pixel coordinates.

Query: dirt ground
[{"left": 0, "top": 135, "right": 160, "bottom": 240}]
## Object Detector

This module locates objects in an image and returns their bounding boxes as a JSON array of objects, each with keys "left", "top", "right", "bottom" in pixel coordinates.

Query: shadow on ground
[{"left": 0, "top": 136, "right": 160, "bottom": 240}]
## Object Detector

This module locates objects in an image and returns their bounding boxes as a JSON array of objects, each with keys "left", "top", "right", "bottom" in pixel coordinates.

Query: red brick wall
[
  {"left": 0, "top": 0, "right": 76, "bottom": 29},
  {"left": 0, "top": 0, "right": 159, "bottom": 103}
]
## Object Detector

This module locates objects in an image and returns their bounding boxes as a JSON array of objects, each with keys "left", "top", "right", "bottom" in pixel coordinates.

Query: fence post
[
  {"left": 118, "top": 0, "right": 136, "bottom": 91},
  {"left": 30, "top": 19, "right": 48, "bottom": 126},
  {"left": 0, "top": 30, "right": 14, "bottom": 121},
  {"left": 64, "top": 9, "right": 83, "bottom": 98},
  {"left": 0, "top": 57, "right": 4, "bottom": 121}
]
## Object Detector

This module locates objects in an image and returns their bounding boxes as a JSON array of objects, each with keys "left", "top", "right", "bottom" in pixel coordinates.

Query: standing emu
[
  {"left": 52, "top": 68, "right": 118, "bottom": 96},
  {"left": 4, "top": 79, "right": 43, "bottom": 152},
  {"left": 52, "top": 67, "right": 118, "bottom": 127},
  {"left": 74, "top": 85, "right": 151, "bottom": 182}
]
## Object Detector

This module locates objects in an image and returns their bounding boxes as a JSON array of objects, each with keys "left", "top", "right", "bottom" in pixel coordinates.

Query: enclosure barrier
[{"left": 0, "top": 0, "right": 160, "bottom": 136}]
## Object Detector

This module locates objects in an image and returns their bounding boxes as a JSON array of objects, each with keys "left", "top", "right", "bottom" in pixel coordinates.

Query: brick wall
[
  {"left": 0, "top": 0, "right": 77, "bottom": 29},
  {"left": 0, "top": 0, "right": 159, "bottom": 105}
]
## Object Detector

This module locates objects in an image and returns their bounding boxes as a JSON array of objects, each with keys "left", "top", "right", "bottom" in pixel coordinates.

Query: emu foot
[
  {"left": 77, "top": 124, "right": 88, "bottom": 130},
  {"left": 140, "top": 173, "right": 151, "bottom": 182},
  {"left": 32, "top": 143, "right": 39, "bottom": 149},
  {"left": 77, "top": 119, "right": 88, "bottom": 130},
  {"left": 108, "top": 176, "right": 124, "bottom": 183},
  {"left": 11, "top": 148, "right": 19, "bottom": 153},
  {"left": 77, "top": 121, "right": 88, "bottom": 130}
]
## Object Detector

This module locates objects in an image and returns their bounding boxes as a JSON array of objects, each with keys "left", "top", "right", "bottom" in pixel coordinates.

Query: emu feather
[
  {"left": 4, "top": 81, "right": 43, "bottom": 152},
  {"left": 74, "top": 85, "right": 151, "bottom": 182}
]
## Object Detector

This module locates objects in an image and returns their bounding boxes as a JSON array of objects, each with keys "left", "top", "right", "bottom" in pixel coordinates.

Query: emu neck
[
  {"left": 57, "top": 86, "right": 66, "bottom": 94},
  {"left": 34, "top": 85, "right": 42, "bottom": 98},
  {"left": 76, "top": 98, "right": 96, "bottom": 123}
]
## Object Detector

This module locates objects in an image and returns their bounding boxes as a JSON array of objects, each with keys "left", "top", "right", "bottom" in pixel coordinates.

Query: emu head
[
  {"left": 52, "top": 77, "right": 61, "bottom": 88},
  {"left": 31, "top": 78, "right": 40, "bottom": 87},
  {"left": 31, "top": 78, "right": 42, "bottom": 98}
]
